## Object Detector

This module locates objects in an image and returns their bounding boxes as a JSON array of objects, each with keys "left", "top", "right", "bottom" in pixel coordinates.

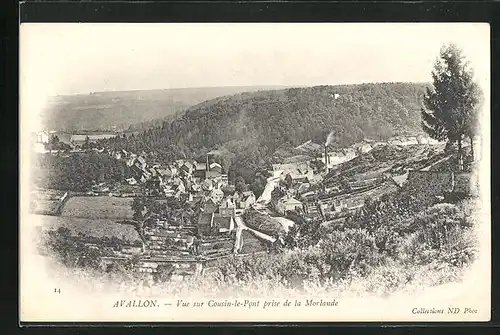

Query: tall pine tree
[{"left": 421, "top": 44, "right": 482, "bottom": 170}]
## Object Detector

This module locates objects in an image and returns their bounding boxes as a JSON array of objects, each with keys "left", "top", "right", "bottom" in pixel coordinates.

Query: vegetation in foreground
[{"left": 39, "top": 197, "right": 479, "bottom": 297}]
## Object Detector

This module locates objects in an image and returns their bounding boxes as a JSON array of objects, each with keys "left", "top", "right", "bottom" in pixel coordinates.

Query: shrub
[
  {"left": 413, "top": 203, "right": 470, "bottom": 250},
  {"left": 243, "top": 209, "right": 286, "bottom": 237}
]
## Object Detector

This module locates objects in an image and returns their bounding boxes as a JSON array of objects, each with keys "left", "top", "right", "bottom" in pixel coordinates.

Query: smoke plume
[{"left": 325, "top": 131, "right": 335, "bottom": 147}]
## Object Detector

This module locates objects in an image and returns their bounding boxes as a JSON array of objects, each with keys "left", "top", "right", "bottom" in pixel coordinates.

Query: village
[{"left": 30, "top": 129, "right": 477, "bottom": 281}]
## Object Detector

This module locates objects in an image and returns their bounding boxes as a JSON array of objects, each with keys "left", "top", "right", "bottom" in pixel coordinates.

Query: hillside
[
  {"left": 41, "top": 86, "right": 291, "bottom": 132},
  {"left": 99, "top": 82, "right": 429, "bottom": 182}
]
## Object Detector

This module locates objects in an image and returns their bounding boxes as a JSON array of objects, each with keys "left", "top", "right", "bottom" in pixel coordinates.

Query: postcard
[{"left": 19, "top": 23, "right": 491, "bottom": 323}]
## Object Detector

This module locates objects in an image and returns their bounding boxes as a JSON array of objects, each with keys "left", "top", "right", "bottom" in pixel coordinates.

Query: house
[
  {"left": 126, "top": 157, "right": 136, "bottom": 167},
  {"left": 197, "top": 212, "right": 214, "bottom": 235},
  {"left": 201, "top": 179, "right": 213, "bottom": 191},
  {"left": 219, "top": 197, "right": 236, "bottom": 217},
  {"left": 390, "top": 172, "right": 409, "bottom": 187},
  {"left": 212, "top": 214, "right": 235, "bottom": 234},
  {"left": 194, "top": 162, "right": 207, "bottom": 179},
  {"left": 175, "top": 181, "right": 186, "bottom": 193},
  {"left": 137, "top": 156, "right": 147, "bottom": 168},
  {"left": 353, "top": 142, "right": 373, "bottom": 154},
  {"left": 209, "top": 162, "right": 223, "bottom": 174},
  {"left": 275, "top": 196, "right": 303, "bottom": 215},
  {"left": 291, "top": 183, "right": 310, "bottom": 196},
  {"left": 322, "top": 150, "right": 347, "bottom": 167},
  {"left": 149, "top": 167, "right": 157, "bottom": 177},
  {"left": 121, "top": 245, "right": 143, "bottom": 255},
  {"left": 191, "top": 184, "right": 202, "bottom": 193},
  {"left": 285, "top": 170, "right": 311, "bottom": 186},
  {"left": 330, "top": 197, "right": 364, "bottom": 213},
  {"left": 202, "top": 198, "right": 219, "bottom": 214},
  {"left": 272, "top": 162, "right": 311, "bottom": 176},
  {"left": 388, "top": 137, "right": 404, "bottom": 146},
  {"left": 230, "top": 191, "right": 241, "bottom": 203},
  {"left": 36, "top": 131, "right": 50, "bottom": 143},
  {"left": 181, "top": 161, "right": 195, "bottom": 175},
  {"left": 143, "top": 171, "right": 152, "bottom": 181},
  {"left": 163, "top": 185, "right": 175, "bottom": 197},
  {"left": 343, "top": 148, "right": 357, "bottom": 160},
  {"left": 308, "top": 174, "right": 324, "bottom": 185},
  {"left": 126, "top": 177, "right": 137, "bottom": 185},
  {"left": 210, "top": 188, "right": 225, "bottom": 203},
  {"left": 405, "top": 136, "right": 419, "bottom": 145},
  {"left": 169, "top": 165, "right": 178, "bottom": 176},
  {"left": 171, "top": 177, "right": 183, "bottom": 186},
  {"left": 158, "top": 167, "right": 173, "bottom": 179},
  {"left": 239, "top": 191, "right": 256, "bottom": 209},
  {"left": 206, "top": 168, "right": 222, "bottom": 179}
]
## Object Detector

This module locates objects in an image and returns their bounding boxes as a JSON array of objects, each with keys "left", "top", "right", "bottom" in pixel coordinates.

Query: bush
[
  {"left": 242, "top": 209, "right": 286, "bottom": 237},
  {"left": 413, "top": 203, "right": 471, "bottom": 250}
]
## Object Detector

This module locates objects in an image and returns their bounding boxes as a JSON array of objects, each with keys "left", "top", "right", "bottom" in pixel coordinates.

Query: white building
[{"left": 36, "top": 131, "right": 50, "bottom": 144}]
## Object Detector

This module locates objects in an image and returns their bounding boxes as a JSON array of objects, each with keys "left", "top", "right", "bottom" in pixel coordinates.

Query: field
[
  {"left": 61, "top": 196, "right": 134, "bottom": 219},
  {"left": 35, "top": 214, "right": 141, "bottom": 243}
]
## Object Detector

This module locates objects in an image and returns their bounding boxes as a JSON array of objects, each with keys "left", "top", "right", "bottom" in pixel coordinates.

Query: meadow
[
  {"left": 61, "top": 196, "right": 134, "bottom": 220},
  {"left": 35, "top": 214, "right": 141, "bottom": 244}
]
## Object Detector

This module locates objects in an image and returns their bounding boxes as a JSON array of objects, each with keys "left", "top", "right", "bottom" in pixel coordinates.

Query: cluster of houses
[
  {"left": 197, "top": 190, "right": 256, "bottom": 236},
  {"left": 33, "top": 130, "right": 118, "bottom": 154},
  {"left": 266, "top": 134, "right": 444, "bottom": 220},
  {"left": 319, "top": 135, "right": 440, "bottom": 170},
  {"left": 100, "top": 148, "right": 230, "bottom": 201},
  {"left": 105, "top": 148, "right": 262, "bottom": 240}
]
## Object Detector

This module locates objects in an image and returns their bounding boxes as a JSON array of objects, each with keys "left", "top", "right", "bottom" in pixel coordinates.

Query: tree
[
  {"left": 83, "top": 136, "right": 91, "bottom": 150},
  {"left": 421, "top": 44, "right": 482, "bottom": 170},
  {"left": 235, "top": 176, "right": 249, "bottom": 193}
]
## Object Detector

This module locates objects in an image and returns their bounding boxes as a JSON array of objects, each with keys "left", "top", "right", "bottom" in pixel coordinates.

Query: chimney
[
  {"left": 324, "top": 145, "right": 329, "bottom": 174},
  {"left": 206, "top": 154, "right": 210, "bottom": 172}
]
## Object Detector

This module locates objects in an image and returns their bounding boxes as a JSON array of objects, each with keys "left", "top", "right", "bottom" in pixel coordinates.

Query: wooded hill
[{"left": 100, "top": 83, "right": 429, "bottom": 183}]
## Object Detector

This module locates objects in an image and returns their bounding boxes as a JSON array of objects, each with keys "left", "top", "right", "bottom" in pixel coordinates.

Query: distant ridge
[{"left": 42, "top": 85, "right": 299, "bottom": 132}]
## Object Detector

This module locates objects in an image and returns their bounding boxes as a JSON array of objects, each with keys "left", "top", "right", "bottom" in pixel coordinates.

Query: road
[
  {"left": 256, "top": 176, "right": 281, "bottom": 205},
  {"left": 233, "top": 215, "right": 276, "bottom": 253}
]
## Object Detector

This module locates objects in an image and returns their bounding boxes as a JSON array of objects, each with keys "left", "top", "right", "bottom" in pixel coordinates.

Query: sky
[{"left": 20, "top": 23, "right": 489, "bottom": 127}]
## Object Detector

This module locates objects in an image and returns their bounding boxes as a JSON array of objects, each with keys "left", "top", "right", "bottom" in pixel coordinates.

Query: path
[
  {"left": 256, "top": 176, "right": 280, "bottom": 205},
  {"left": 233, "top": 215, "right": 276, "bottom": 253}
]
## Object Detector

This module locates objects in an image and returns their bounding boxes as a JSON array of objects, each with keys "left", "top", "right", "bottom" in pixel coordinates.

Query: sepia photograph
[{"left": 19, "top": 23, "right": 490, "bottom": 323}]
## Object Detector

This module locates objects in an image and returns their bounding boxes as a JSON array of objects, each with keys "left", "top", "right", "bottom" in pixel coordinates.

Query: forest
[
  {"left": 32, "top": 152, "right": 132, "bottom": 192},
  {"left": 98, "top": 83, "right": 428, "bottom": 185}
]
